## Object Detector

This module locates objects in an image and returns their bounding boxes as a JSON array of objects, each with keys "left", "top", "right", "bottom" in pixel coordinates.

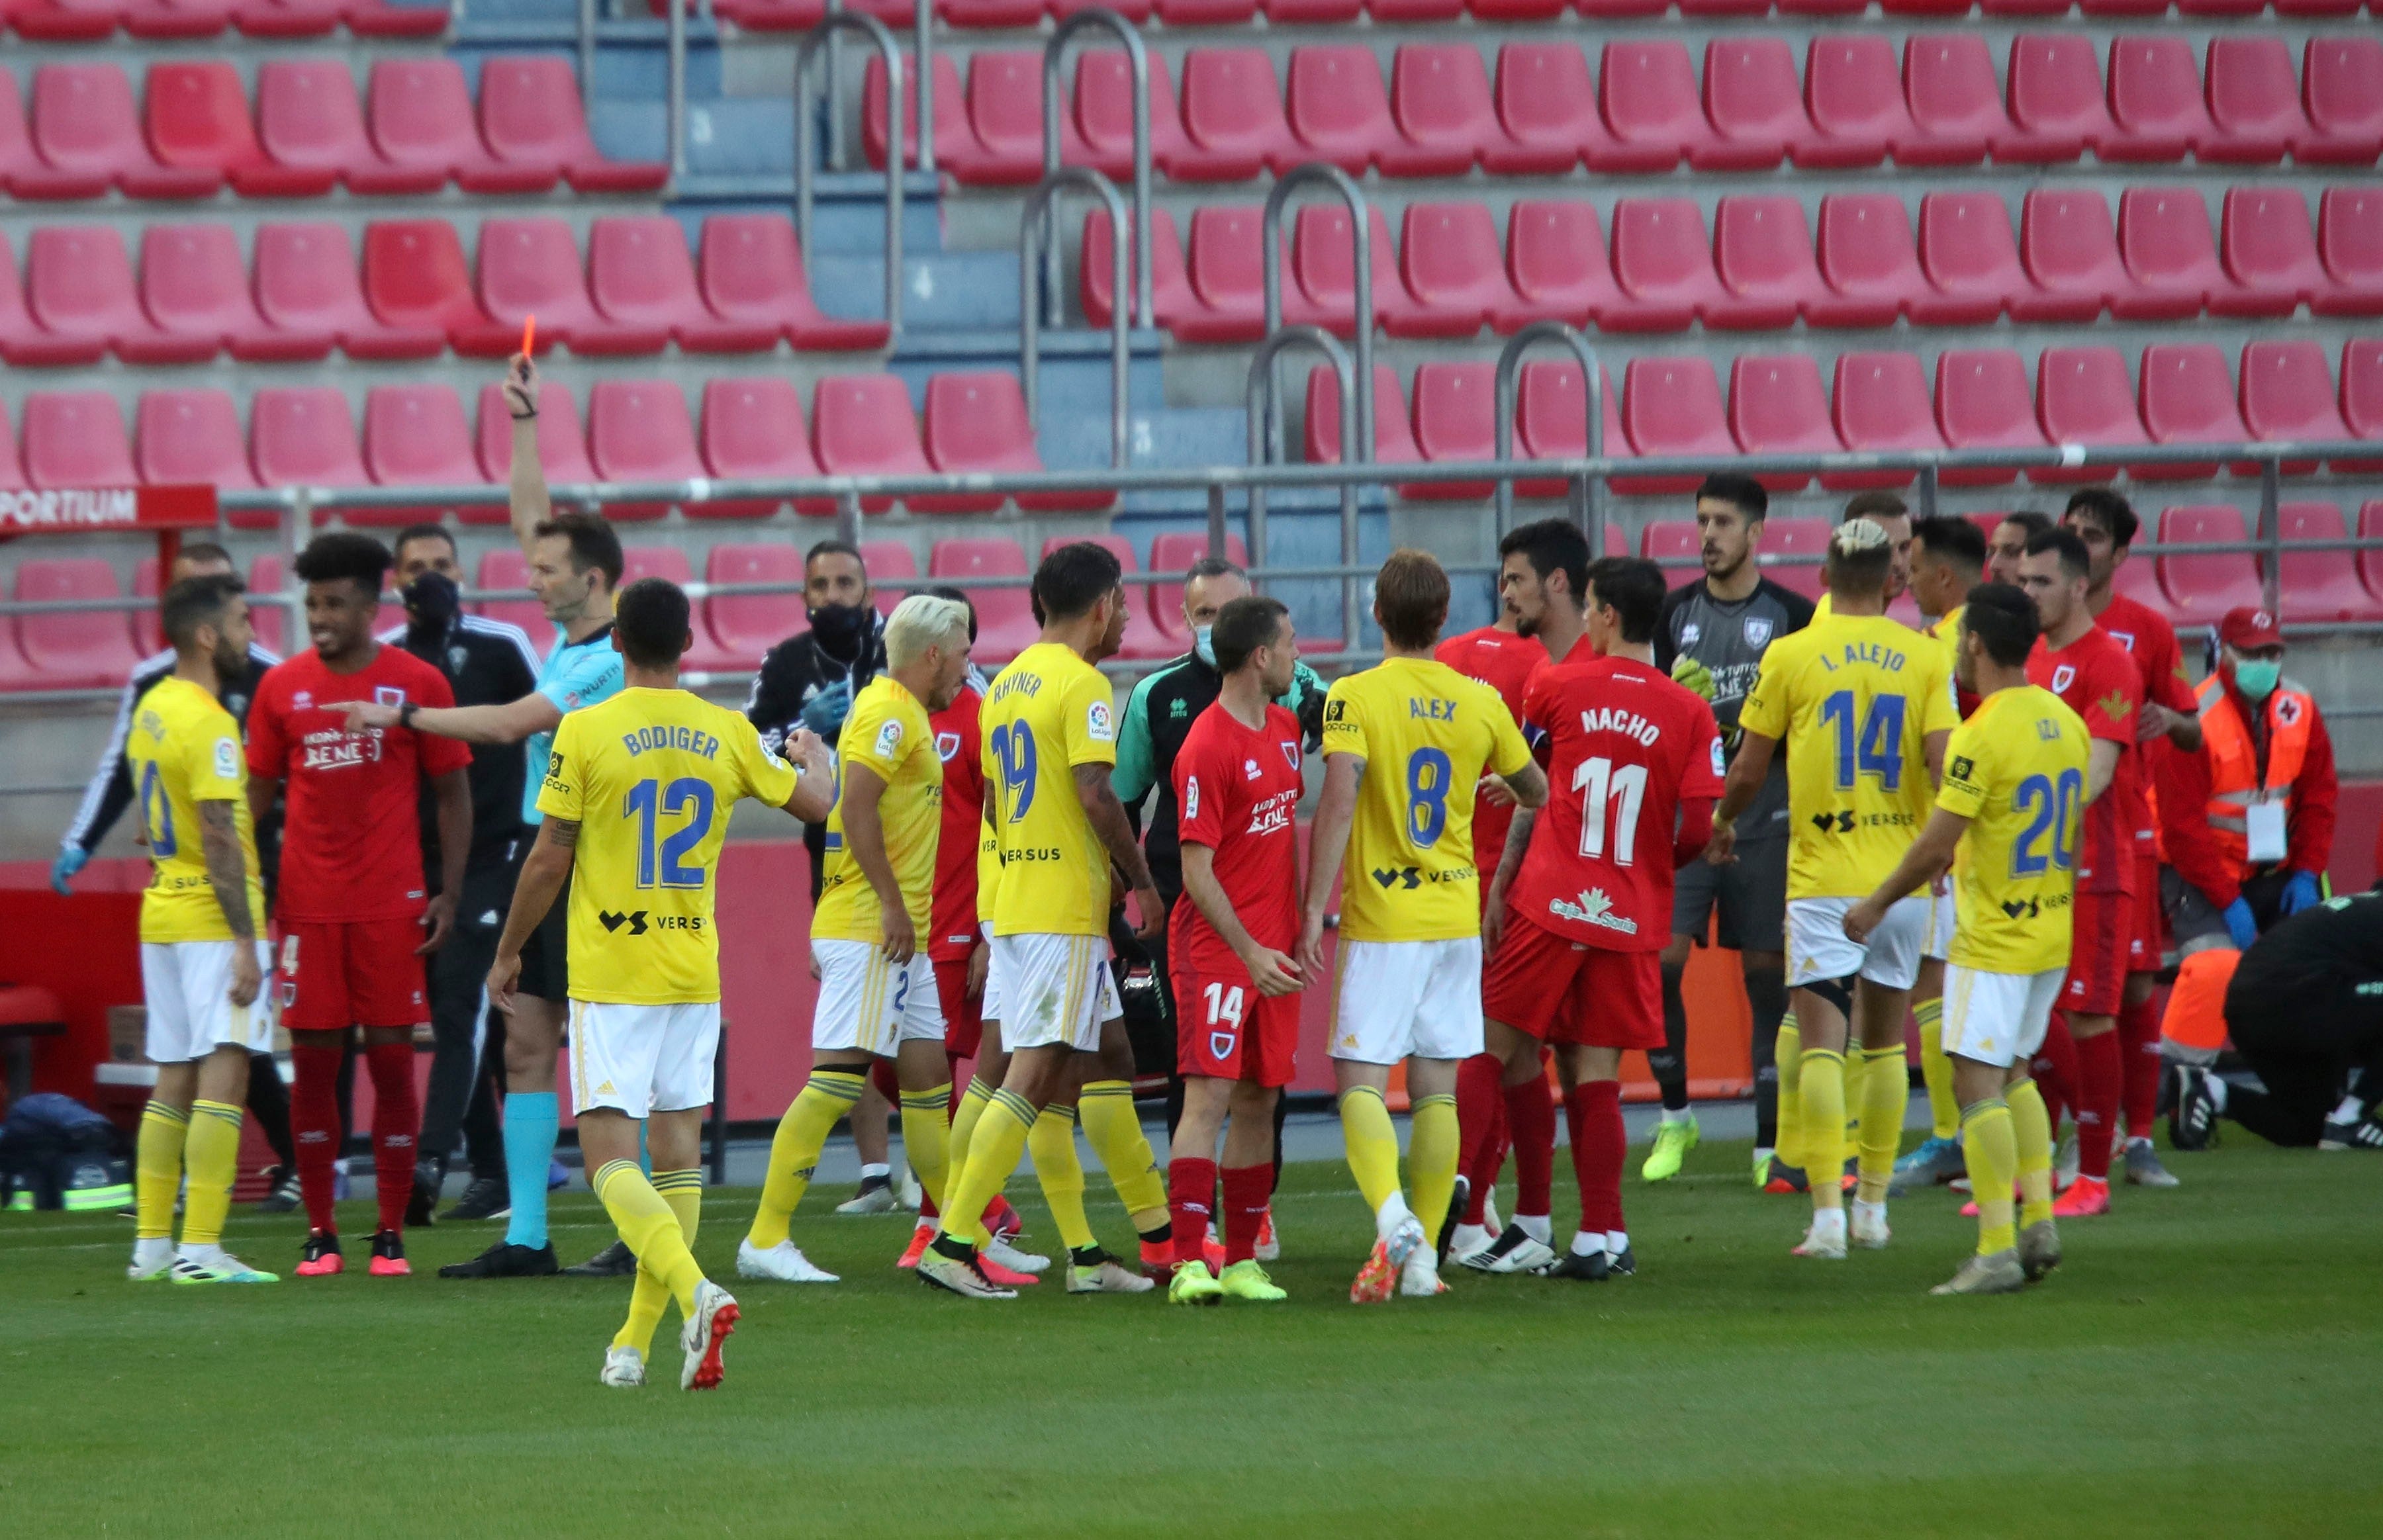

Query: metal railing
[
  {"left": 1020, "top": 169, "right": 1133, "bottom": 470},
  {"left": 1039, "top": 9, "right": 1154, "bottom": 332},
  {"left": 570, "top": 0, "right": 690, "bottom": 191},
  {"left": 794, "top": 11, "right": 907, "bottom": 341},
  {"left": 1261, "top": 165, "right": 1375, "bottom": 465},
  {"left": 1245, "top": 327, "right": 1363, "bottom": 649},
  {"left": 1493, "top": 322, "right": 1604, "bottom": 538}
]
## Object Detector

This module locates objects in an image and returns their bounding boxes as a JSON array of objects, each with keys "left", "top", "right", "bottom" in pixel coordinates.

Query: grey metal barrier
[
  {"left": 1020, "top": 168, "right": 1132, "bottom": 471},
  {"left": 1244, "top": 326, "right": 1362, "bottom": 649},
  {"left": 1039, "top": 9, "right": 1154, "bottom": 332},
  {"left": 795, "top": 10, "right": 906, "bottom": 340},
  {"left": 1493, "top": 321, "right": 1603, "bottom": 544},
  {"left": 1261, "top": 164, "right": 1374, "bottom": 467}
]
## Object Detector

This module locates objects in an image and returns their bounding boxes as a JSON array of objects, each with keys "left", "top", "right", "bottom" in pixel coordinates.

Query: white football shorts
[
  {"left": 1328, "top": 936, "right": 1483, "bottom": 1064},
  {"left": 1786, "top": 894, "right": 1930, "bottom": 993},
  {"left": 569, "top": 999, "right": 720, "bottom": 1118},
  {"left": 141, "top": 940, "right": 273, "bottom": 1064},
  {"left": 986, "top": 932, "right": 1119, "bottom": 1053},
  {"left": 811, "top": 940, "right": 945, "bottom": 1056},
  {"left": 1939, "top": 964, "right": 2066, "bottom": 1068}
]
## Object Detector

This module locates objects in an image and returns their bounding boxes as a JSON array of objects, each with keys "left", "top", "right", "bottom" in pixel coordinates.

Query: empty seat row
[
  {"left": 0, "top": 58, "right": 658, "bottom": 202},
  {"left": 1, "top": 0, "right": 440, "bottom": 42},
  {"left": 866, "top": 36, "right": 2383, "bottom": 186},
  {"left": 722, "top": 0, "right": 2383, "bottom": 29},
  {"left": 1297, "top": 339, "right": 2383, "bottom": 500},
  {"left": 0, "top": 371, "right": 1107, "bottom": 529},
  {"left": 0, "top": 213, "right": 880, "bottom": 367},
  {"left": 1082, "top": 185, "right": 2383, "bottom": 343}
]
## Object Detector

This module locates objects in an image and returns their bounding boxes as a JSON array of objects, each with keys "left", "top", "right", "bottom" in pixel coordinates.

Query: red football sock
[
  {"left": 1502, "top": 1074, "right": 1556, "bottom": 1222},
  {"left": 1565, "top": 1080, "right": 1626, "bottom": 1235},
  {"left": 2073, "top": 1028, "right": 2122, "bottom": 1182},
  {"left": 1168, "top": 1156, "right": 1217, "bottom": 1268},
  {"left": 984, "top": 1193, "right": 1020, "bottom": 1236},
  {"left": 1221, "top": 1163, "right": 1270, "bottom": 1265},
  {"left": 2118, "top": 989, "right": 2163, "bottom": 1138},
  {"left": 1456, "top": 1053, "right": 1505, "bottom": 1223},
  {"left": 290, "top": 1036, "right": 343, "bottom": 1234},
  {"left": 365, "top": 1040, "right": 418, "bottom": 1234},
  {"left": 2033, "top": 1013, "right": 2079, "bottom": 1132}
]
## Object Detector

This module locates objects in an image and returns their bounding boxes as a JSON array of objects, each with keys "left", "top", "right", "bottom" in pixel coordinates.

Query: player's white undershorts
[
  {"left": 811, "top": 940, "right": 945, "bottom": 1056},
  {"left": 1329, "top": 936, "right": 1483, "bottom": 1064},
  {"left": 141, "top": 940, "right": 273, "bottom": 1063},
  {"left": 986, "top": 932, "right": 1120, "bottom": 1052},
  {"left": 1922, "top": 887, "right": 1957, "bottom": 963},
  {"left": 1939, "top": 964, "right": 2066, "bottom": 1067},
  {"left": 1786, "top": 894, "right": 1930, "bottom": 993},
  {"left": 569, "top": 999, "right": 720, "bottom": 1118}
]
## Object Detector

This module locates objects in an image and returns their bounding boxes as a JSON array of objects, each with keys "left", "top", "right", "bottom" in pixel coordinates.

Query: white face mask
[{"left": 1193, "top": 625, "right": 1216, "bottom": 667}]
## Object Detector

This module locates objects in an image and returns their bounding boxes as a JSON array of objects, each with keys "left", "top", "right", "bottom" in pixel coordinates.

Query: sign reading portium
[{"left": 0, "top": 486, "right": 217, "bottom": 533}]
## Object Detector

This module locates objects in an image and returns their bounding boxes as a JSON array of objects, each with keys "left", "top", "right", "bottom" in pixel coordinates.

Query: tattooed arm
[{"left": 197, "top": 801, "right": 262, "bottom": 1009}]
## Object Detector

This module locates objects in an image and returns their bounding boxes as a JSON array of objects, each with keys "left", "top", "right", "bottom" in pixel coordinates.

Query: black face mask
[
  {"left": 402, "top": 571, "right": 461, "bottom": 643},
  {"left": 807, "top": 602, "right": 870, "bottom": 660}
]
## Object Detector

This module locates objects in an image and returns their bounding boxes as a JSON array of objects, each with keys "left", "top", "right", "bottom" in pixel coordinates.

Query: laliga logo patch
[
  {"left": 1742, "top": 617, "right": 1773, "bottom": 648},
  {"left": 1086, "top": 700, "right": 1114, "bottom": 742},
  {"left": 2051, "top": 664, "right": 2076, "bottom": 694}
]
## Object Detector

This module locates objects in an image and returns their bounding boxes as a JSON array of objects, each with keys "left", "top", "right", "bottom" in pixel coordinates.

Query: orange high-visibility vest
[{"left": 2195, "top": 674, "right": 2316, "bottom": 879}]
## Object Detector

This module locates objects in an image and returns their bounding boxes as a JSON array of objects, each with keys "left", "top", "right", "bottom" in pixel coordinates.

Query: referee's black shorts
[{"left": 516, "top": 861, "right": 571, "bottom": 1002}]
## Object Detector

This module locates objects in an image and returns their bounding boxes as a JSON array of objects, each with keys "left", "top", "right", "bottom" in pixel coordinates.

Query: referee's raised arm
[{"left": 503, "top": 354, "right": 551, "bottom": 555}]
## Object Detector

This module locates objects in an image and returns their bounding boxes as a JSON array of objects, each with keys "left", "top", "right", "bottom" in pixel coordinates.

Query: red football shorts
[
  {"left": 2061, "top": 891, "right": 2130, "bottom": 1017},
  {"left": 1172, "top": 962, "right": 1298, "bottom": 1087},
  {"left": 934, "top": 956, "right": 983, "bottom": 1062},
  {"left": 1481, "top": 914, "right": 1663, "bottom": 1050},
  {"left": 2129, "top": 850, "right": 2163, "bottom": 974},
  {"left": 277, "top": 917, "right": 428, "bottom": 1032}
]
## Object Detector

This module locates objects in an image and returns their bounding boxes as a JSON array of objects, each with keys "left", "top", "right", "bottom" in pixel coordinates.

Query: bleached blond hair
[{"left": 884, "top": 593, "right": 972, "bottom": 671}]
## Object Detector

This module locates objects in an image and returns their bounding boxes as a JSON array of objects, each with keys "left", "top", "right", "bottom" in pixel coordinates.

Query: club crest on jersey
[
  {"left": 935, "top": 731, "right": 960, "bottom": 762},
  {"left": 1281, "top": 741, "right": 1301, "bottom": 771},
  {"left": 1549, "top": 887, "right": 1636, "bottom": 936},
  {"left": 1210, "top": 1030, "right": 1237, "bottom": 1062},
  {"left": 2051, "top": 664, "right": 2076, "bottom": 694},
  {"left": 2108, "top": 630, "right": 2136, "bottom": 652},
  {"left": 373, "top": 686, "right": 406, "bottom": 706},
  {"left": 1743, "top": 617, "right": 1773, "bottom": 649},
  {"left": 449, "top": 646, "right": 469, "bottom": 674}
]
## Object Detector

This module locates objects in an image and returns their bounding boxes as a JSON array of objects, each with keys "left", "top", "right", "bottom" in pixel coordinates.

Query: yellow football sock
[
  {"left": 1408, "top": 1092, "right": 1460, "bottom": 1247},
  {"left": 949, "top": 1077, "right": 994, "bottom": 1176},
  {"left": 1799, "top": 1049, "right": 1847, "bottom": 1210},
  {"left": 1078, "top": 1079, "right": 1167, "bottom": 1230},
  {"left": 746, "top": 1069, "right": 866, "bottom": 1249},
  {"left": 595, "top": 1159, "right": 706, "bottom": 1316},
  {"left": 615, "top": 1169, "right": 702, "bottom": 1357},
  {"left": 1029, "top": 1105, "right": 1095, "bottom": 1251},
  {"left": 1916, "top": 997, "right": 1958, "bottom": 1141},
  {"left": 134, "top": 1100, "right": 189, "bottom": 1242},
  {"left": 1856, "top": 1045, "right": 1908, "bottom": 1202},
  {"left": 2008, "top": 1076, "right": 2057, "bottom": 1228},
  {"left": 943, "top": 1089, "right": 1033, "bottom": 1247},
  {"left": 898, "top": 1083, "right": 953, "bottom": 1212},
  {"left": 1961, "top": 1099, "right": 2018, "bottom": 1256},
  {"left": 179, "top": 1100, "right": 244, "bottom": 1247},
  {"left": 1339, "top": 1084, "right": 1403, "bottom": 1217},
  {"left": 1774, "top": 1015, "right": 1804, "bottom": 1171}
]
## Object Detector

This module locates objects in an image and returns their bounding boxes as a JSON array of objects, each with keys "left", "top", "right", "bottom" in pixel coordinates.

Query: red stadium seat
[
  {"left": 694, "top": 377, "right": 829, "bottom": 520},
  {"left": 470, "top": 549, "right": 545, "bottom": 639},
  {"left": 2341, "top": 340, "right": 2383, "bottom": 466},
  {"left": 2359, "top": 503, "right": 2383, "bottom": 614},
  {"left": 250, "top": 389, "right": 367, "bottom": 516},
  {"left": 614, "top": 547, "right": 738, "bottom": 672},
  {"left": 475, "top": 216, "right": 641, "bottom": 356},
  {"left": 588, "top": 216, "right": 771, "bottom": 355},
  {"left": 1285, "top": 204, "right": 1401, "bottom": 336},
  {"left": 1285, "top": 46, "right": 1397, "bottom": 175},
  {"left": 1390, "top": 202, "right": 1512, "bottom": 339},
  {"left": 2014, "top": 188, "right": 2136, "bottom": 324},
  {"left": 1409, "top": 361, "right": 1499, "bottom": 500},
  {"left": 1045, "top": 535, "right": 1174, "bottom": 660},
  {"left": 254, "top": 60, "right": 437, "bottom": 197},
  {"left": 233, "top": 0, "right": 351, "bottom": 40},
  {"left": 363, "top": 219, "right": 496, "bottom": 344},
  {"left": 0, "top": 232, "right": 104, "bottom": 367},
  {"left": 1640, "top": 518, "right": 1699, "bottom": 570},
  {"left": 136, "top": 390, "right": 257, "bottom": 521},
  {"left": 923, "top": 371, "right": 1110, "bottom": 513},
  {"left": 2299, "top": 38, "right": 2383, "bottom": 165},
  {"left": 477, "top": 56, "right": 666, "bottom": 193},
  {"left": 254, "top": 222, "right": 437, "bottom": 361},
  {"left": 345, "top": 0, "right": 451, "bottom": 39},
  {"left": 7, "top": 0, "right": 126, "bottom": 42},
  {"left": 1383, "top": 44, "right": 1496, "bottom": 178},
  {"left": 2201, "top": 38, "right": 2305, "bottom": 164},
  {"left": 1513, "top": 361, "right": 1627, "bottom": 494},
  {"left": 814, "top": 374, "right": 927, "bottom": 513},
  {"left": 25, "top": 225, "right": 203, "bottom": 365},
  {"left": 1595, "top": 42, "right": 1713, "bottom": 173},
  {"left": 1914, "top": 192, "right": 2022, "bottom": 326},
  {"left": 1729, "top": 353, "right": 1840, "bottom": 492},
  {"left": 133, "top": 556, "right": 167, "bottom": 656},
  {"left": 1181, "top": 206, "right": 1270, "bottom": 345},
  {"left": 1080, "top": 207, "right": 1201, "bottom": 337},
  {"left": 139, "top": 223, "right": 306, "bottom": 365},
  {"left": 2155, "top": 506, "right": 2264, "bottom": 625},
  {"left": 2102, "top": 36, "right": 2212, "bottom": 163},
  {"left": 13, "top": 559, "right": 140, "bottom": 690},
  {"left": 858, "top": 54, "right": 972, "bottom": 175},
  {"left": 1697, "top": 38, "right": 1808, "bottom": 171},
  {"left": 144, "top": 62, "right": 318, "bottom": 197},
  {"left": 1176, "top": 49, "right": 1296, "bottom": 181},
  {"left": 1896, "top": 34, "right": 2004, "bottom": 166},
  {"left": 1755, "top": 518, "right": 1831, "bottom": 602},
  {"left": 696, "top": 213, "right": 886, "bottom": 352},
  {"left": 702, "top": 544, "right": 806, "bottom": 666},
  {"left": 2315, "top": 189, "right": 2383, "bottom": 318},
  {"left": 1070, "top": 50, "right": 1191, "bottom": 182},
  {"left": 1810, "top": 194, "right": 1922, "bottom": 329},
  {"left": 856, "top": 539, "right": 916, "bottom": 614},
  {"left": 473, "top": 381, "right": 593, "bottom": 518},
  {"left": 1827, "top": 351, "right": 1943, "bottom": 490},
  {"left": 1618, "top": 357, "right": 1732, "bottom": 495},
  {"left": 1266, "top": 0, "right": 1361, "bottom": 29},
  {"left": 21, "top": 390, "right": 135, "bottom": 488},
  {"left": 951, "top": 51, "right": 1057, "bottom": 187},
  {"left": 584, "top": 379, "right": 697, "bottom": 520},
  {"left": 1709, "top": 195, "right": 1825, "bottom": 331},
  {"left": 1485, "top": 42, "right": 1596, "bottom": 176},
  {"left": 2114, "top": 186, "right": 2241, "bottom": 322},
  {"left": 361, "top": 385, "right": 477, "bottom": 526},
  {"left": 1146, "top": 531, "right": 1250, "bottom": 649},
  {"left": 2035, "top": 346, "right": 2149, "bottom": 482},
  {"left": 1491, "top": 199, "right": 1620, "bottom": 333},
  {"left": 1934, "top": 349, "right": 2046, "bottom": 485},
  {"left": 1799, "top": 35, "right": 1906, "bottom": 168},
  {"left": 0, "top": 72, "right": 54, "bottom": 197},
  {"left": 28, "top": 64, "right": 216, "bottom": 199},
  {"left": 1304, "top": 363, "right": 1423, "bottom": 467},
  {"left": 2218, "top": 187, "right": 2330, "bottom": 320},
  {"left": 2000, "top": 35, "right": 2112, "bottom": 163},
  {"left": 2270, "top": 502, "right": 2380, "bottom": 623},
  {"left": 929, "top": 539, "right": 1039, "bottom": 662},
  {"left": 2139, "top": 343, "right": 2252, "bottom": 480},
  {"left": 1609, "top": 198, "right": 1725, "bottom": 332},
  {"left": 239, "top": 555, "right": 295, "bottom": 657},
  {"left": 365, "top": 60, "right": 551, "bottom": 193},
  {"left": 2239, "top": 340, "right": 2349, "bottom": 473}
]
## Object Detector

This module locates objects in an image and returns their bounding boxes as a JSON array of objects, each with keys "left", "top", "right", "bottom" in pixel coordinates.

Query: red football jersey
[
  {"left": 2094, "top": 591, "right": 2197, "bottom": 847},
  {"left": 1434, "top": 624, "right": 1547, "bottom": 876},
  {"left": 927, "top": 680, "right": 984, "bottom": 963},
  {"left": 1508, "top": 655, "right": 1724, "bottom": 954},
  {"left": 246, "top": 645, "right": 471, "bottom": 923},
  {"left": 2026, "top": 626, "right": 2143, "bottom": 896},
  {"left": 1168, "top": 700, "right": 1303, "bottom": 977}
]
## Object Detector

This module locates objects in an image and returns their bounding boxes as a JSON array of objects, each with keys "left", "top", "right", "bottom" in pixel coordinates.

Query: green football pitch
[{"left": 4, "top": 1137, "right": 2378, "bottom": 1540}]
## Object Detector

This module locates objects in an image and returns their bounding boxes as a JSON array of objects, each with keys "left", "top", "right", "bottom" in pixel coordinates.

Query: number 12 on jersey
[{"left": 624, "top": 776, "right": 715, "bottom": 889}]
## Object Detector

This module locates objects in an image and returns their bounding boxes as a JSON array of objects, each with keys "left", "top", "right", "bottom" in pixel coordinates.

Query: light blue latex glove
[
  {"left": 798, "top": 679, "right": 853, "bottom": 737},
  {"left": 50, "top": 846, "right": 88, "bottom": 895},
  {"left": 2280, "top": 871, "right": 2323, "bottom": 917},
  {"left": 2221, "top": 897, "right": 2259, "bottom": 951}
]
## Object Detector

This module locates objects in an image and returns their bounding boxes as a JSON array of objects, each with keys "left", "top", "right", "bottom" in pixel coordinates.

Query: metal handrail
[
  {"left": 1261, "top": 165, "right": 1374, "bottom": 467},
  {"left": 1245, "top": 325, "right": 1362, "bottom": 649},
  {"left": 795, "top": 11, "right": 905, "bottom": 340},
  {"left": 1040, "top": 10, "right": 1153, "bottom": 331},
  {"left": 666, "top": 0, "right": 687, "bottom": 191},
  {"left": 1020, "top": 168, "right": 1132, "bottom": 471},
  {"left": 1493, "top": 321, "right": 1603, "bottom": 546}
]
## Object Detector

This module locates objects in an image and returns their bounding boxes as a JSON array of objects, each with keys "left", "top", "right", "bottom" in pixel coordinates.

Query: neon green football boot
[
  {"left": 1168, "top": 1260, "right": 1224, "bottom": 1305},
  {"left": 1640, "top": 1113, "right": 1700, "bottom": 1182},
  {"left": 1217, "top": 1259, "right": 1286, "bottom": 1302}
]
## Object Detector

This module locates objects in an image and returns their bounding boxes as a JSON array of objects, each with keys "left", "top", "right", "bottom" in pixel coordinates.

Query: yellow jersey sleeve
[
  {"left": 1944, "top": 686, "right": 2090, "bottom": 977},
  {"left": 1060, "top": 663, "right": 1119, "bottom": 768},
  {"left": 534, "top": 711, "right": 589, "bottom": 825},
  {"left": 813, "top": 679, "right": 941, "bottom": 942},
  {"left": 1736, "top": 629, "right": 1802, "bottom": 744},
  {"left": 1913, "top": 637, "right": 1960, "bottom": 740},
  {"left": 1936, "top": 714, "right": 1996, "bottom": 823},
  {"left": 726, "top": 713, "right": 799, "bottom": 809}
]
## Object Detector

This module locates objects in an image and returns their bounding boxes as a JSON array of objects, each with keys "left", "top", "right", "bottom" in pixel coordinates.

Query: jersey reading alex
[
  {"left": 813, "top": 676, "right": 941, "bottom": 945},
  {"left": 126, "top": 676, "right": 265, "bottom": 945},
  {"left": 1738, "top": 611, "right": 1958, "bottom": 901},
  {"left": 536, "top": 688, "right": 797, "bottom": 1005},
  {"left": 1322, "top": 657, "right": 1532, "bottom": 943},
  {"left": 1938, "top": 684, "right": 2090, "bottom": 976},
  {"left": 980, "top": 641, "right": 1117, "bottom": 939}
]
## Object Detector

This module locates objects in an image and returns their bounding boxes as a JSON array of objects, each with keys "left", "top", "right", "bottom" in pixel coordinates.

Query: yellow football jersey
[
  {"left": 980, "top": 641, "right": 1117, "bottom": 938},
  {"left": 1739, "top": 611, "right": 1959, "bottom": 900},
  {"left": 126, "top": 676, "right": 264, "bottom": 944},
  {"left": 536, "top": 686, "right": 798, "bottom": 1005},
  {"left": 1321, "top": 656, "right": 1532, "bottom": 942},
  {"left": 1938, "top": 684, "right": 2090, "bottom": 975},
  {"left": 813, "top": 677, "right": 941, "bottom": 944}
]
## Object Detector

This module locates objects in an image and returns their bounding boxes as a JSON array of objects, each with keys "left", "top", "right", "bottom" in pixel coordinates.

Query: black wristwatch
[{"left": 399, "top": 702, "right": 419, "bottom": 729}]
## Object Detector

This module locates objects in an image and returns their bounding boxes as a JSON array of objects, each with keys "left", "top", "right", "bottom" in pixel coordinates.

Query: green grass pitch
[{"left": 3, "top": 1136, "right": 2378, "bottom": 1539}]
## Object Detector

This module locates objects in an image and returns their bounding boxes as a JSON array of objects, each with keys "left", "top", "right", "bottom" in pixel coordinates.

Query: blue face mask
[
  {"left": 2231, "top": 658, "right": 2281, "bottom": 702},
  {"left": 1193, "top": 625, "right": 1216, "bottom": 667}
]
